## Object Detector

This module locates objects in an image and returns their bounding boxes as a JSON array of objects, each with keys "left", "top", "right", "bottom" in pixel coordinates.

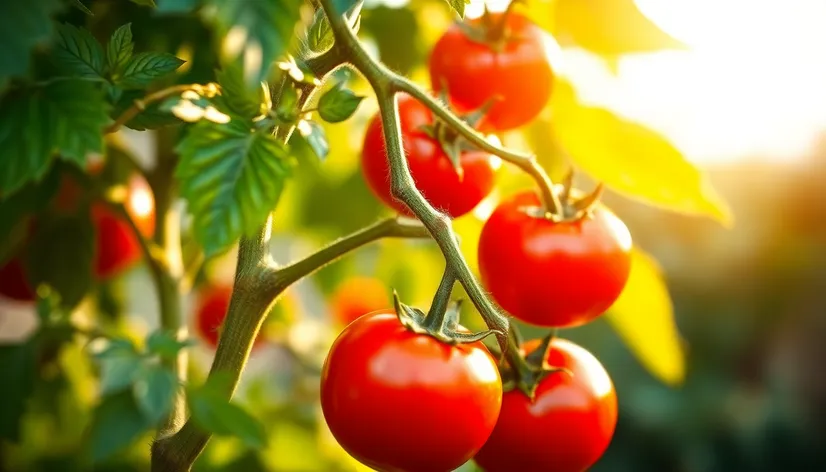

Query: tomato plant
[
  {"left": 475, "top": 338, "right": 618, "bottom": 472},
  {"left": 478, "top": 190, "right": 633, "bottom": 327},
  {"left": 321, "top": 308, "right": 502, "bottom": 472},
  {"left": 362, "top": 94, "right": 497, "bottom": 218},
  {"left": 429, "top": 12, "right": 555, "bottom": 131}
]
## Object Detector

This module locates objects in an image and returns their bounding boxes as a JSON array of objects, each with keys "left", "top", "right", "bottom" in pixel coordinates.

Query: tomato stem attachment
[
  {"left": 503, "top": 326, "right": 570, "bottom": 400},
  {"left": 424, "top": 265, "right": 456, "bottom": 330}
]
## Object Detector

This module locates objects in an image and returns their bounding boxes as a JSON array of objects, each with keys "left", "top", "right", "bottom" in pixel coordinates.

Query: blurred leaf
[
  {"left": 88, "top": 391, "right": 152, "bottom": 462},
  {"left": 53, "top": 23, "right": 106, "bottom": 79},
  {"left": 361, "top": 6, "right": 421, "bottom": 75},
  {"left": 133, "top": 365, "right": 178, "bottom": 424},
  {"left": 216, "top": 65, "right": 269, "bottom": 118},
  {"left": 146, "top": 330, "right": 194, "bottom": 361},
  {"left": 98, "top": 341, "right": 143, "bottom": 394},
  {"left": 107, "top": 23, "right": 135, "bottom": 73},
  {"left": 307, "top": 9, "right": 334, "bottom": 53},
  {"left": 317, "top": 82, "right": 364, "bottom": 123},
  {"left": 205, "top": 0, "right": 301, "bottom": 83},
  {"left": 0, "top": 171, "right": 62, "bottom": 263},
  {"left": 526, "top": 0, "right": 685, "bottom": 57},
  {"left": 26, "top": 210, "right": 96, "bottom": 309},
  {"left": 70, "top": 0, "right": 93, "bottom": 15},
  {"left": 116, "top": 52, "right": 185, "bottom": 89},
  {"left": 551, "top": 80, "right": 731, "bottom": 224},
  {"left": 605, "top": 248, "right": 685, "bottom": 386},
  {"left": 0, "top": 339, "right": 37, "bottom": 441},
  {"left": 299, "top": 121, "right": 329, "bottom": 161},
  {"left": 111, "top": 89, "right": 181, "bottom": 130},
  {"left": 445, "top": 0, "right": 468, "bottom": 18},
  {"left": 0, "top": 79, "right": 109, "bottom": 195},
  {"left": 188, "top": 378, "right": 267, "bottom": 448},
  {"left": 176, "top": 119, "right": 292, "bottom": 257},
  {"left": 131, "top": 0, "right": 157, "bottom": 6},
  {"left": 0, "top": 0, "right": 60, "bottom": 89},
  {"left": 156, "top": 0, "right": 198, "bottom": 13}
]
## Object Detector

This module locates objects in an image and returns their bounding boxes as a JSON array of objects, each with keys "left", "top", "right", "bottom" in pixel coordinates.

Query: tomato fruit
[
  {"left": 0, "top": 257, "right": 36, "bottom": 302},
  {"left": 361, "top": 94, "right": 497, "bottom": 218},
  {"left": 429, "top": 13, "right": 554, "bottom": 131},
  {"left": 193, "top": 284, "right": 264, "bottom": 349},
  {"left": 321, "top": 310, "right": 502, "bottom": 472},
  {"left": 92, "top": 174, "right": 156, "bottom": 280},
  {"left": 330, "top": 277, "right": 389, "bottom": 327},
  {"left": 478, "top": 191, "right": 632, "bottom": 328},
  {"left": 474, "top": 338, "right": 618, "bottom": 472}
]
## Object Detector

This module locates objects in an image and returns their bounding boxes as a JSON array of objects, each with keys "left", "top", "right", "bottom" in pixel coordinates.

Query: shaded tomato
[
  {"left": 0, "top": 257, "right": 36, "bottom": 302},
  {"left": 474, "top": 338, "right": 617, "bottom": 472},
  {"left": 361, "top": 94, "right": 497, "bottom": 218},
  {"left": 192, "top": 284, "right": 265, "bottom": 349},
  {"left": 321, "top": 310, "right": 502, "bottom": 472},
  {"left": 478, "top": 191, "right": 632, "bottom": 328},
  {"left": 330, "top": 277, "right": 390, "bottom": 327},
  {"left": 429, "top": 13, "right": 554, "bottom": 131}
]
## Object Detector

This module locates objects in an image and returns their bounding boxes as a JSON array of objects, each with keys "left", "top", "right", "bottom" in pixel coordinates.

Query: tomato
[
  {"left": 192, "top": 284, "right": 265, "bottom": 349},
  {"left": 92, "top": 174, "right": 156, "bottom": 280},
  {"left": 0, "top": 257, "right": 36, "bottom": 302},
  {"left": 474, "top": 338, "right": 617, "bottom": 472},
  {"left": 330, "top": 277, "right": 389, "bottom": 327},
  {"left": 478, "top": 191, "right": 632, "bottom": 328},
  {"left": 429, "top": 13, "right": 554, "bottom": 131},
  {"left": 361, "top": 94, "right": 497, "bottom": 218},
  {"left": 321, "top": 311, "right": 502, "bottom": 472}
]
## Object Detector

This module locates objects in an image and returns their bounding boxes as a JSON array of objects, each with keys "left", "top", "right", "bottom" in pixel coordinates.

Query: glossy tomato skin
[
  {"left": 193, "top": 284, "right": 264, "bottom": 349},
  {"left": 321, "top": 311, "right": 502, "bottom": 472},
  {"left": 0, "top": 257, "right": 36, "bottom": 302},
  {"left": 92, "top": 175, "right": 156, "bottom": 280},
  {"left": 361, "top": 94, "right": 497, "bottom": 218},
  {"left": 330, "top": 277, "right": 389, "bottom": 327},
  {"left": 429, "top": 13, "right": 554, "bottom": 131},
  {"left": 474, "top": 338, "right": 618, "bottom": 472},
  {"left": 478, "top": 191, "right": 632, "bottom": 328}
]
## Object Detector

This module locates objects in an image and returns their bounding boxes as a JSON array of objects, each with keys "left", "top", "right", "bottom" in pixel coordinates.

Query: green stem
[
  {"left": 423, "top": 266, "right": 455, "bottom": 332},
  {"left": 319, "top": 0, "right": 511, "bottom": 351}
]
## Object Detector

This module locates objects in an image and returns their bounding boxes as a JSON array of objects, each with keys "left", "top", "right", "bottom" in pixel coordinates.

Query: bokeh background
[{"left": 2, "top": 0, "right": 826, "bottom": 470}]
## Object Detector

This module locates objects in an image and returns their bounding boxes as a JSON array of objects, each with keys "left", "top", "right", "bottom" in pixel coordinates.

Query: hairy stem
[
  {"left": 423, "top": 266, "right": 456, "bottom": 332},
  {"left": 105, "top": 84, "right": 201, "bottom": 134}
]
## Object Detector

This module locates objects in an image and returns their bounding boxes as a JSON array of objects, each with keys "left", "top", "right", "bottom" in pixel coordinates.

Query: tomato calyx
[
  {"left": 500, "top": 329, "right": 572, "bottom": 400},
  {"left": 519, "top": 171, "right": 606, "bottom": 223},
  {"left": 455, "top": 1, "right": 527, "bottom": 52}
]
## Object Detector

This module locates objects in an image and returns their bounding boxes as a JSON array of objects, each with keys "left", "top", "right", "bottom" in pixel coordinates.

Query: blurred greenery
[{"left": 2, "top": 0, "right": 826, "bottom": 471}]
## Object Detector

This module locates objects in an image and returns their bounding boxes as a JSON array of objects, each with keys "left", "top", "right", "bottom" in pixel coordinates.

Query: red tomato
[
  {"left": 474, "top": 338, "right": 618, "bottom": 472},
  {"left": 91, "top": 174, "right": 156, "bottom": 279},
  {"left": 361, "top": 94, "right": 497, "bottom": 218},
  {"left": 330, "top": 277, "right": 389, "bottom": 327},
  {"left": 478, "top": 191, "right": 632, "bottom": 328},
  {"left": 321, "top": 311, "right": 502, "bottom": 472},
  {"left": 0, "top": 257, "right": 36, "bottom": 302},
  {"left": 193, "top": 284, "right": 264, "bottom": 349},
  {"left": 429, "top": 13, "right": 554, "bottom": 131}
]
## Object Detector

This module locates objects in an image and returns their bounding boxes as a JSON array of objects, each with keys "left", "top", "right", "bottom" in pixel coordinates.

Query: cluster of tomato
[{"left": 323, "top": 12, "right": 633, "bottom": 472}]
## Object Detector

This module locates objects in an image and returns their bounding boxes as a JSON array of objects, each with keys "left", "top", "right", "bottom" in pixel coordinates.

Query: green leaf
[
  {"left": 176, "top": 119, "right": 292, "bottom": 256},
  {"left": 130, "top": 0, "right": 157, "bottom": 6},
  {"left": 0, "top": 0, "right": 61, "bottom": 88},
  {"left": 97, "top": 340, "right": 143, "bottom": 394},
  {"left": 0, "top": 340, "right": 37, "bottom": 441},
  {"left": 298, "top": 121, "right": 329, "bottom": 162},
  {"left": 26, "top": 210, "right": 95, "bottom": 309},
  {"left": 156, "top": 0, "right": 198, "bottom": 13},
  {"left": 53, "top": 23, "right": 106, "bottom": 79},
  {"left": 70, "top": 0, "right": 93, "bottom": 15},
  {"left": 275, "top": 84, "right": 298, "bottom": 122},
  {"left": 445, "top": 0, "right": 468, "bottom": 17},
  {"left": 0, "top": 80, "right": 109, "bottom": 195},
  {"left": 307, "top": 9, "right": 334, "bottom": 53},
  {"left": 146, "top": 330, "right": 194, "bottom": 361},
  {"left": 111, "top": 89, "right": 180, "bottom": 131},
  {"left": 216, "top": 65, "right": 269, "bottom": 118},
  {"left": 605, "top": 248, "right": 686, "bottom": 386},
  {"left": 317, "top": 82, "right": 364, "bottom": 123},
  {"left": 107, "top": 23, "right": 134, "bottom": 73},
  {"left": 205, "top": 0, "right": 301, "bottom": 82},
  {"left": 88, "top": 391, "right": 153, "bottom": 462},
  {"left": 116, "top": 52, "right": 185, "bottom": 89},
  {"left": 132, "top": 365, "right": 178, "bottom": 424},
  {"left": 551, "top": 80, "right": 732, "bottom": 224},
  {"left": 188, "top": 378, "right": 267, "bottom": 448}
]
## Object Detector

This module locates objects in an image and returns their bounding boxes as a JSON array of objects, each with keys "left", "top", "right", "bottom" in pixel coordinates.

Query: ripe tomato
[
  {"left": 192, "top": 284, "right": 265, "bottom": 349},
  {"left": 330, "top": 277, "right": 389, "bottom": 327},
  {"left": 321, "top": 310, "right": 502, "bottom": 472},
  {"left": 429, "top": 13, "right": 554, "bottom": 131},
  {"left": 478, "top": 191, "right": 632, "bottom": 328},
  {"left": 474, "top": 338, "right": 618, "bottom": 472},
  {"left": 92, "top": 174, "right": 156, "bottom": 280},
  {"left": 361, "top": 94, "right": 497, "bottom": 218},
  {"left": 0, "top": 257, "right": 36, "bottom": 302}
]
